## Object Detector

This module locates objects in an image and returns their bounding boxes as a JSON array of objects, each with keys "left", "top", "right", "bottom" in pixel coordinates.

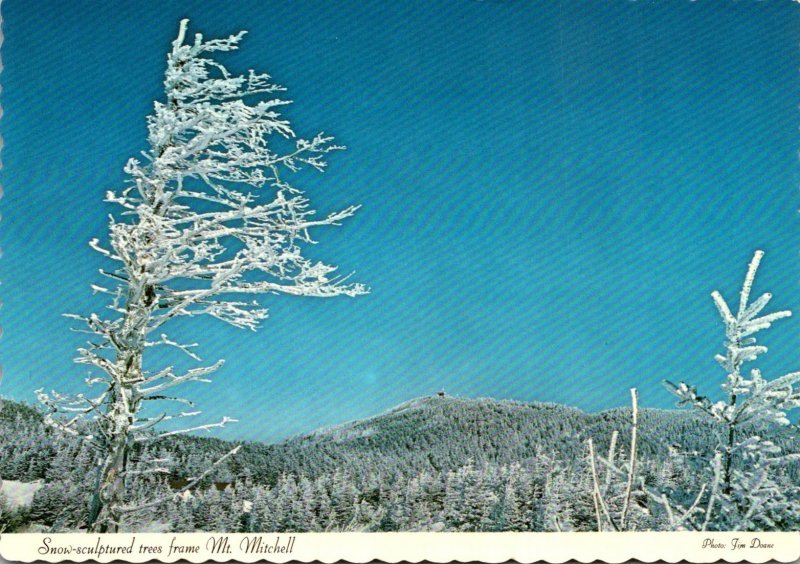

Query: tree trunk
[
  {"left": 86, "top": 182, "right": 160, "bottom": 532},
  {"left": 723, "top": 422, "right": 735, "bottom": 496},
  {"left": 89, "top": 348, "right": 143, "bottom": 532},
  {"left": 98, "top": 427, "right": 130, "bottom": 532},
  {"left": 723, "top": 392, "right": 737, "bottom": 496}
]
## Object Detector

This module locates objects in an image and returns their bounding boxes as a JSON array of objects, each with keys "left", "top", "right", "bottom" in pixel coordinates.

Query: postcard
[{"left": 1, "top": 1, "right": 799, "bottom": 562}]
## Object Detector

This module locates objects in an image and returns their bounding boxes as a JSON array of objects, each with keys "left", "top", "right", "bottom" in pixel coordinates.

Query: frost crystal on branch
[{"left": 37, "top": 19, "right": 366, "bottom": 532}]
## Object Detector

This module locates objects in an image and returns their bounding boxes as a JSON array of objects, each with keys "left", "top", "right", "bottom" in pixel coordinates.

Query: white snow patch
[
  {"left": 128, "top": 520, "right": 171, "bottom": 533},
  {"left": 0, "top": 480, "right": 43, "bottom": 509}
]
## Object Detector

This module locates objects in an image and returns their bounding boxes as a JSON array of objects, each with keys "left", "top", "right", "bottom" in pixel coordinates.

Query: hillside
[
  {"left": 0, "top": 393, "right": 744, "bottom": 485},
  {"left": 1, "top": 394, "right": 797, "bottom": 532},
  {"left": 235, "top": 395, "right": 716, "bottom": 482}
]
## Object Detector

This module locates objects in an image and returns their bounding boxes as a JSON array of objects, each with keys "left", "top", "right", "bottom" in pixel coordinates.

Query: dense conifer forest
[{"left": 1, "top": 394, "right": 797, "bottom": 532}]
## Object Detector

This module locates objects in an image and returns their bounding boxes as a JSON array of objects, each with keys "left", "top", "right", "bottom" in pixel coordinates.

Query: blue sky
[{"left": 2, "top": 1, "right": 799, "bottom": 442}]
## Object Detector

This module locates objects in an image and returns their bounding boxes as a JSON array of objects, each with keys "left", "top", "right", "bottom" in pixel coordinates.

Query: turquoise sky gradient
[{"left": 2, "top": 1, "right": 799, "bottom": 441}]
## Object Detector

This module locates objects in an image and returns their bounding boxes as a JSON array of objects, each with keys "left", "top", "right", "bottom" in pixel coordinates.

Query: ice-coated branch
[
  {"left": 604, "top": 430, "right": 618, "bottom": 487},
  {"left": 619, "top": 388, "right": 638, "bottom": 529},
  {"left": 701, "top": 453, "right": 723, "bottom": 531},
  {"left": 738, "top": 250, "right": 763, "bottom": 319},
  {"left": 137, "top": 360, "right": 224, "bottom": 396},
  {"left": 144, "top": 333, "right": 201, "bottom": 361},
  {"left": 642, "top": 479, "right": 706, "bottom": 531},
  {"left": 587, "top": 439, "right": 604, "bottom": 532},
  {"left": 587, "top": 388, "right": 640, "bottom": 531},
  {"left": 153, "top": 415, "right": 237, "bottom": 439},
  {"left": 587, "top": 438, "right": 620, "bottom": 532}
]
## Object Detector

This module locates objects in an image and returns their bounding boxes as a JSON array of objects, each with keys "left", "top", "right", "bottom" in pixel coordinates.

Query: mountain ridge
[
  {"left": 1, "top": 391, "right": 687, "bottom": 446},
  {"left": 0, "top": 391, "right": 766, "bottom": 487},
  {"left": 291, "top": 393, "right": 679, "bottom": 443}
]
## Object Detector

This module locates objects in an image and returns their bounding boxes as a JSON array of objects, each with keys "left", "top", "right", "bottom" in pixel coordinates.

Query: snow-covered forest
[
  {"left": 3, "top": 15, "right": 799, "bottom": 536},
  {"left": 1, "top": 393, "right": 798, "bottom": 533}
]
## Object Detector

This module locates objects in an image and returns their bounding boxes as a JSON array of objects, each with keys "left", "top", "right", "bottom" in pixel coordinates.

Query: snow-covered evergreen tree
[
  {"left": 665, "top": 250, "right": 800, "bottom": 530},
  {"left": 539, "top": 469, "right": 572, "bottom": 532},
  {"left": 36, "top": 19, "right": 366, "bottom": 532},
  {"left": 499, "top": 475, "right": 525, "bottom": 531},
  {"left": 169, "top": 497, "right": 196, "bottom": 532},
  {"left": 296, "top": 476, "right": 317, "bottom": 531}
]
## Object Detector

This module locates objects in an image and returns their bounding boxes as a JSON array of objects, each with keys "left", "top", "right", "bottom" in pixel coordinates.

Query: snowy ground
[{"left": 1, "top": 480, "right": 42, "bottom": 509}]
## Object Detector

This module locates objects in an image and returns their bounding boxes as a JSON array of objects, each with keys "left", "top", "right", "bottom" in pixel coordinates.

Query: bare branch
[{"left": 620, "top": 388, "right": 638, "bottom": 529}]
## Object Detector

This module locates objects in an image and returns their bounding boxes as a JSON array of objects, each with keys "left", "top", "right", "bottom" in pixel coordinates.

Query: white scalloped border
[
  {"left": 0, "top": 532, "right": 799, "bottom": 564},
  {"left": 0, "top": 3, "right": 799, "bottom": 564}
]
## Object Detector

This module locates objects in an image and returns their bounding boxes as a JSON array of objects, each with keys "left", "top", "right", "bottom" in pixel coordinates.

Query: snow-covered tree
[
  {"left": 36, "top": 19, "right": 366, "bottom": 532},
  {"left": 498, "top": 473, "right": 526, "bottom": 531},
  {"left": 665, "top": 250, "right": 800, "bottom": 530}
]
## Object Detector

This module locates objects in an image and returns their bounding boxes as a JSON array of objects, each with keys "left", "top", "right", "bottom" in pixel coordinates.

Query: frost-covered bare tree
[
  {"left": 36, "top": 19, "right": 366, "bottom": 532},
  {"left": 665, "top": 251, "right": 800, "bottom": 530},
  {"left": 586, "top": 389, "right": 650, "bottom": 532}
]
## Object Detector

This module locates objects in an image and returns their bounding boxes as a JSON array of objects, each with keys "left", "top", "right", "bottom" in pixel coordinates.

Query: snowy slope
[{"left": 0, "top": 479, "right": 42, "bottom": 509}]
